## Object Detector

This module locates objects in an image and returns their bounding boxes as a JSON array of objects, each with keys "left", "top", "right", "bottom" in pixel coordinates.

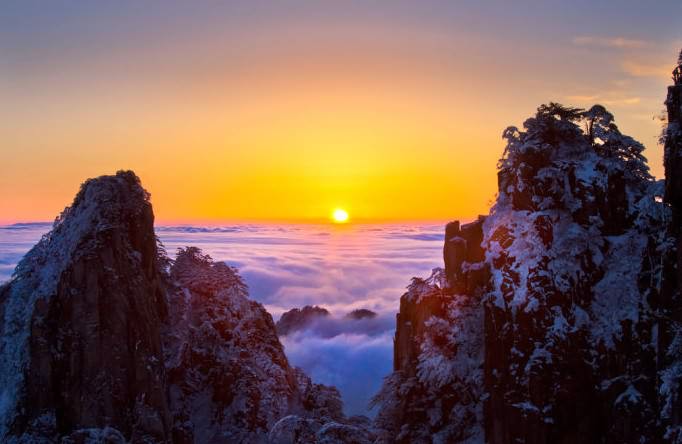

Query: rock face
[
  {"left": 0, "top": 171, "right": 357, "bottom": 443},
  {"left": 661, "top": 50, "right": 682, "bottom": 443},
  {"left": 0, "top": 171, "right": 171, "bottom": 442},
  {"left": 165, "top": 247, "right": 303, "bottom": 443},
  {"left": 664, "top": 50, "right": 682, "bottom": 213},
  {"left": 345, "top": 309, "right": 377, "bottom": 320},
  {"left": 482, "top": 103, "right": 666, "bottom": 444},
  {"left": 276, "top": 305, "right": 330, "bottom": 336},
  {"left": 374, "top": 86, "right": 682, "bottom": 442},
  {"left": 377, "top": 225, "right": 487, "bottom": 443}
]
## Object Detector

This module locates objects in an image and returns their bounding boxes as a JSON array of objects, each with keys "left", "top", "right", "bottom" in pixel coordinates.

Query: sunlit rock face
[
  {"left": 0, "top": 171, "right": 360, "bottom": 443},
  {"left": 374, "top": 99, "right": 678, "bottom": 443}
]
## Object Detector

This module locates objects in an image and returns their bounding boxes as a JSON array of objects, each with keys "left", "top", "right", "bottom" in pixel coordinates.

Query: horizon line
[{"left": 0, "top": 216, "right": 483, "bottom": 227}]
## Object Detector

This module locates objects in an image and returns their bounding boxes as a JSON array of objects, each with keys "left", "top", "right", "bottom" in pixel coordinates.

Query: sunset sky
[{"left": 1, "top": 1, "right": 681, "bottom": 223}]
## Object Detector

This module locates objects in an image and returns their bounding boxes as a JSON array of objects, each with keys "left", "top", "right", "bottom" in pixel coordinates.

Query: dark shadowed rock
[
  {"left": 0, "top": 171, "right": 171, "bottom": 442},
  {"left": 660, "top": 50, "right": 682, "bottom": 443},
  {"left": 0, "top": 171, "right": 359, "bottom": 443},
  {"left": 165, "top": 248, "right": 360, "bottom": 443},
  {"left": 276, "top": 305, "right": 330, "bottom": 336},
  {"left": 345, "top": 309, "right": 377, "bottom": 320},
  {"left": 443, "top": 217, "right": 486, "bottom": 290},
  {"left": 374, "top": 84, "right": 680, "bottom": 442}
]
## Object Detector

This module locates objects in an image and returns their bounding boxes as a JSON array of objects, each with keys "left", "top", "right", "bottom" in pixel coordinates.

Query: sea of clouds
[{"left": 0, "top": 222, "right": 446, "bottom": 416}]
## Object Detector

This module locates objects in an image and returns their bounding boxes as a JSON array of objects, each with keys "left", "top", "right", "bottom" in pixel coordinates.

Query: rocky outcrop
[
  {"left": 0, "top": 171, "right": 357, "bottom": 443},
  {"left": 664, "top": 50, "right": 682, "bottom": 213},
  {"left": 660, "top": 50, "right": 682, "bottom": 443},
  {"left": 165, "top": 247, "right": 303, "bottom": 443},
  {"left": 266, "top": 367, "right": 376, "bottom": 443},
  {"left": 374, "top": 74, "right": 681, "bottom": 442},
  {"left": 443, "top": 217, "right": 487, "bottom": 293},
  {"left": 276, "top": 305, "right": 330, "bottom": 336},
  {"left": 0, "top": 171, "right": 171, "bottom": 442},
  {"left": 345, "top": 309, "right": 377, "bottom": 320},
  {"left": 377, "top": 222, "right": 488, "bottom": 443},
  {"left": 481, "top": 103, "right": 666, "bottom": 444}
]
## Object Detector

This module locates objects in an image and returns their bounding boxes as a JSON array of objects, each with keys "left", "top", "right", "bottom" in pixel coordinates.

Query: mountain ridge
[
  {"left": 371, "top": 83, "right": 682, "bottom": 442},
  {"left": 0, "top": 171, "right": 372, "bottom": 444}
]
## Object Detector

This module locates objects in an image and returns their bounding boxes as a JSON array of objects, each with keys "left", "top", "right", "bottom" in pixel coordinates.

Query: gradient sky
[{"left": 1, "top": 1, "right": 680, "bottom": 223}]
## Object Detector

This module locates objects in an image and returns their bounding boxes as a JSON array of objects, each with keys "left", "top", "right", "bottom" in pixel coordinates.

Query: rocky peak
[
  {"left": 170, "top": 246, "right": 247, "bottom": 296},
  {"left": 276, "top": 305, "right": 331, "bottom": 336},
  {"left": 443, "top": 217, "right": 487, "bottom": 292},
  {"left": 663, "top": 53, "right": 682, "bottom": 288},
  {"left": 0, "top": 170, "right": 361, "bottom": 443},
  {"left": 345, "top": 309, "right": 377, "bottom": 320},
  {"left": 659, "top": 50, "right": 682, "bottom": 443},
  {"left": 481, "top": 102, "right": 668, "bottom": 443},
  {"left": 0, "top": 170, "right": 170, "bottom": 442},
  {"left": 374, "top": 96, "right": 675, "bottom": 443},
  {"left": 164, "top": 246, "right": 303, "bottom": 443}
]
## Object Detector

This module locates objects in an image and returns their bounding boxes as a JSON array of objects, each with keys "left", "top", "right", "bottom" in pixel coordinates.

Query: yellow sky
[{"left": 0, "top": 4, "right": 679, "bottom": 223}]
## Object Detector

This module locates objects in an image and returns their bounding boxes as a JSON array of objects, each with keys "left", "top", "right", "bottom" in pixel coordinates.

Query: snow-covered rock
[
  {"left": 482, "top": 103, "right": 667, "bottom": 443},
  {"left": 0, "top": 171, "right": 359, "bottom": 443},
  {"left": 373, "top": 226, "right": 487, "bottom": 444},
  {"left": 374, "top": 94, "right": 679, "bottom": 442},
  {"left": 165, "top": 246, "right": 303, "bottom": 443},
  {"left": 0, "top": 171, "right": 170, "bottom": 442}
]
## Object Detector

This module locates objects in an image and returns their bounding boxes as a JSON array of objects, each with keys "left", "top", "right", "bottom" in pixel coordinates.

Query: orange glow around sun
[{"left": 0, "top": 10, "right": 670, "bottom": 224}]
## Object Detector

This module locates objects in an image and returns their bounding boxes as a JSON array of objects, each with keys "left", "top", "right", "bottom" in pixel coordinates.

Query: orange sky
[{"left": 1, "top": 2, "right": 680, "bottom": 223}]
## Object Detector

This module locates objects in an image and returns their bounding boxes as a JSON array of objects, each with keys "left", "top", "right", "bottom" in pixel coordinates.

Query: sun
[{"left": 332, "top": 208, "right": 349, "bottom": 223}]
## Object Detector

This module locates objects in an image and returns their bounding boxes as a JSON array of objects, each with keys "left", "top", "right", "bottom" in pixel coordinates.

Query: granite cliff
[{"left": 372, "top": 54, "right": 682, "bottom": 443}]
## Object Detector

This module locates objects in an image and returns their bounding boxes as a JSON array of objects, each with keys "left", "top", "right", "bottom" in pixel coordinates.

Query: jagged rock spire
[
  {"left": 664, "top": 49, "right": 682, "bottom": 209},
  {"left": 676, "top": 48, "right": 682, "bottom": 84}
]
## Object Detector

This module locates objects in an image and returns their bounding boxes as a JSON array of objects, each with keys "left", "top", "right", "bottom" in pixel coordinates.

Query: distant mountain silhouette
[
  {"left": 276, "top": 305, "right": 331, "bottom": 336},
  {"left": 345, "top": 309, "right": 377, "bottom": 320}
]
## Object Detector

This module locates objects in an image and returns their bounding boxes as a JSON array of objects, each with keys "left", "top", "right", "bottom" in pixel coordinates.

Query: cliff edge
[
  {"left": 0, "top": 171, "right": 369, "bottom": 444},
  {"left": 373, "top": 94, "right": 679, "bottom": 442}
]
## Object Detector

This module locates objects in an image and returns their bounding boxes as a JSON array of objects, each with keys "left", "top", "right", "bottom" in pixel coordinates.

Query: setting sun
[{"left": 332, "top": 208, "right": 349, "bottom": 223}]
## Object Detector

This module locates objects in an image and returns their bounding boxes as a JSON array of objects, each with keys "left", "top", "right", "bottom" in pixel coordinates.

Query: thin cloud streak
[
  {"left": 566, "top": 94, "right": 641, "bottom": 106},
  {"left": 572, "top": 35, "right": 649, "bottom": 49},
  {"left": 621, "top": 60, "right": 671, "bottom": 79}
]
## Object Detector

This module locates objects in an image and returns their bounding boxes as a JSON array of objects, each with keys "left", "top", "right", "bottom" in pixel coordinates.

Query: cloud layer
[
  {"left": 0, "top": 222, "right": 446, "bottom": 416},
  {"left": 158, "top": 223, "right": 445, "bottom": 416}
]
